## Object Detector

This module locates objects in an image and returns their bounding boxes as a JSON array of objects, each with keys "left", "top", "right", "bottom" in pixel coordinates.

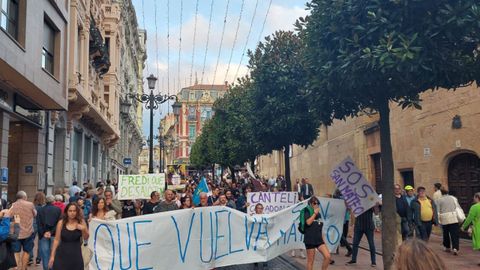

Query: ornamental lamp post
[{"left": 129, "top": 74, "right": 177, "bottom": 174}]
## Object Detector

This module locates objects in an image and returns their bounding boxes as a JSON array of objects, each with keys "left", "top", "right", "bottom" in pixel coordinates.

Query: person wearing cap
[
  {"left": 395, "top": 184, "right": 412, "bottom": 241},
  {"left": 404, "top": 185, "right": 417, "bottom": 237},
  {"left": 404, "top": 185, "right": 415, "bottom": 206},
  {"left": 37, "top": 195, "right": 61, "bottom": 270}
]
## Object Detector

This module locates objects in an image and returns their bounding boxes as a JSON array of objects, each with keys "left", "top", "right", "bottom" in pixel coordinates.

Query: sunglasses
[{"left": 311, "top": 202, "right": 318, "bottom": 205}]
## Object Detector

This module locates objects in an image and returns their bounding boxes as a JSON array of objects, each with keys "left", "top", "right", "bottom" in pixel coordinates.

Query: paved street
[{"left": 25, "top": 232, "right": 478, "bottom": 270}]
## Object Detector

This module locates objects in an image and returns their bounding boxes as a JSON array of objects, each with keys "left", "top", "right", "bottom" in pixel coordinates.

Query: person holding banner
[
  {"left": 346, "top": 205, "right": 379, "bottom": 267},
  {"left": 301, "top": 197, "right": 332, "bottom": 270},
  {"left": 253, "top": 203, "right": 268, "bottom": 270}
]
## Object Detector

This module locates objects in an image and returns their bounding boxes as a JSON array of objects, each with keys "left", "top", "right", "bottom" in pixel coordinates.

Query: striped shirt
[{"left": 355, "top": 208, "right": 375, "bottom": 231}]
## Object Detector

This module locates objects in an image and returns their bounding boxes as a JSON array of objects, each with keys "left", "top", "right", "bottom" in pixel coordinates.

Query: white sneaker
[
  {"left": 443, "top": 247, "right": 450, "bottom": 253},
  {"left": 453, "top": 249, "right": 458, "bottom": 255},
  {"left": 291, "top": 250, "right": 296, "bottom": 257},
  {"left": 300, "top": 250, "right": 306, "bottom": 259}
]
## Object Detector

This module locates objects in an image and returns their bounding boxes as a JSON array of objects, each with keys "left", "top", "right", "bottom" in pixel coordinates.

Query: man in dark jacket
[
  {"left": 394, "top": 184, "right": 413, "bottom": 241},
  {"left": 411, "top": 186, "right": 438, "bottom": 242},
  {"left": 37, "top": 195, "right": 61, "bottom": 270},
  {"left": 300, "top": 178, "right": 314, "bottom": 200}
]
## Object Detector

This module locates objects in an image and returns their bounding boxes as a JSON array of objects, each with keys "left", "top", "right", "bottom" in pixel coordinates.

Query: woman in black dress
[
  {"left": 302, "top": 196, "right": 331, "bottom": 270},
  {"left": 48, "top": 202, "right": 89, "bottom": 270}
]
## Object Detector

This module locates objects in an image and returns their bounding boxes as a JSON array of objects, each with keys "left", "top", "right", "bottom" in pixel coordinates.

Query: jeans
[
  {"left": 340, "top": 222, "right": 352, "bottom": 252},
  {"left": 351, "top": 226, "right": 376, "bottom": 264},
  {"left": 400, "top": 217, "right": 410, "bottom": 241},
  {"left": 39, "top": 237, "right": 55, "bottom": 270},
  {"left": 442, "top": 223, "right": 460, "bottom": 250},
  {"left": 418, "top": 221, "right": 433, "bottom": 241}
]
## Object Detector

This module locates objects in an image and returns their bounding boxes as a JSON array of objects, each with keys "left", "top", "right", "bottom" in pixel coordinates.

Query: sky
[{"left": 131, "top": 0, "right": 309, "bottom": 138}]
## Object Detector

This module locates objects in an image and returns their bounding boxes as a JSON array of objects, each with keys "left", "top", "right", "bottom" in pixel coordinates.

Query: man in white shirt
[{"left": 69, "top": 181, "right": 82, "bottom": 197}]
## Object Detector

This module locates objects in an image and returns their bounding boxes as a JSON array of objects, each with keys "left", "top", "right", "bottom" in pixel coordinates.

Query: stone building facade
[
  {"left": 257, "top": 85, "right": 480, "bottom": 214},
  {"left": 0, "top": 0, "right": 69, "bottom": 198},
  {"left": 0, "top": 0, "right": 145, "bottom": 198},
  {"left": 111, "top": 0, "right": 145, "bottom": 178}
]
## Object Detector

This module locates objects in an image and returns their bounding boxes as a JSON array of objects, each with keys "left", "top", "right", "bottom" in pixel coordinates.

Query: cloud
[{"left": 264, "top": 4, "right": 309, "bottom": 34}]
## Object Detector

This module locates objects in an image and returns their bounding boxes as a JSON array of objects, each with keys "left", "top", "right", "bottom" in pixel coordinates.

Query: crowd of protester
[{"left": 0, "top": 172, "right": 478, "bottom": 269}]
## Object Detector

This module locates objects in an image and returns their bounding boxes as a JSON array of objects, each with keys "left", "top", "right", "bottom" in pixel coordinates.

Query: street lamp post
[{"left": 129, "top": 74, "right": 177, "bottom": 174}]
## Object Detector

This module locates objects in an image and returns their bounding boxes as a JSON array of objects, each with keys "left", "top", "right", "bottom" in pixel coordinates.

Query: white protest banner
[
  {"left": 88, "top": 197, "right": 345, "bottom": 269},
  {"left": 117, "top": 174, "right": 165, "bottom": 200},
  {"left": 330, "top": 156, "right": 380, "bottom": 217},
  {"left": 247, "top": 192, "right": 298, "bottom": 215},
  {"left": 246, "top": 162, "right": 256, "bottom": 178}
]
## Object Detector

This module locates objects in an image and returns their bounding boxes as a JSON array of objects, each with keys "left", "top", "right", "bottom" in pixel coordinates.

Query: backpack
[
  {"left": 298, "top": 206, "right": 314, "bottom": 234},
  {"left": 0, "top": 218, "right": 11, "bottom": 242}
]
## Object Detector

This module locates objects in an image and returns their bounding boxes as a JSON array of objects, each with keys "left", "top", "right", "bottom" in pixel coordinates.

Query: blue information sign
[{"left": 123, "top": 158, "right": 132, "bottom": 165}]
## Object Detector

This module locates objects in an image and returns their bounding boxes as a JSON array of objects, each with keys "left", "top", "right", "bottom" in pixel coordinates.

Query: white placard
[
  {"left": 247, "top": 192, "right": 298, "bottom": 215},
  {"left": 330, "top": 157, "right": 380, "bottom": 217},
  {"left": 88, "top": 198, "right": 346, "bottom": 269},
  {"left": 117, "top": 174, "right": 165, "bottom": 200}
]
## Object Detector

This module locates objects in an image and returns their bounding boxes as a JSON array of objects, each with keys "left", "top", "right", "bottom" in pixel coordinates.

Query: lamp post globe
[{"left": 146, "top": 74, "right": 157, "bottom": 90}]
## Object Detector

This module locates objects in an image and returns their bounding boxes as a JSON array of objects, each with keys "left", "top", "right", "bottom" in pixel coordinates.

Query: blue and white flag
[{"left": 193, "top": 176, "right": 209, "bottom": 206}]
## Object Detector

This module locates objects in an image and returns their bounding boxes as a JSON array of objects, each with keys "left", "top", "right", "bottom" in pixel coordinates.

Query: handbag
[
  {"left": 81, "top": 241, "right": 93, "bottom": 267},
  {"left": 452, "top": 196, "right": 466, "bottom": 222}
]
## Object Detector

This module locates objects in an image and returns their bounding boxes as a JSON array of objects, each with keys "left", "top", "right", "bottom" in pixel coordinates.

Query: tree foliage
[
  {"left": 248, "top": 30, "right": 320, "bottom": 190},
  {"left": 299, "top": 0, "right": 480, "bottom": 269},
  {"left": 300, "top": 0, "right": 480, "bottom": 123},
  {"left": 190, "top": 77, "right": 262, "bottom": 170},
  {"left": 248, "top": 31, "right": 319, "bottom": 151}
]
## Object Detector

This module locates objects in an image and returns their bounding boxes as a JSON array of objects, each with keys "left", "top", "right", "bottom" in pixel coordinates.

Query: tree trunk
[
  {"left": 229, "top": 166, "right": 236, "bottom": 182},
  {"left": 221, "top": 167, "right": 224, "bottom": 183},
  {"left": 284, "top": 146, "right": 292, "bottom": 191},
  {"left": 378, "top": 99, "right": 398, "bottom": 270},
  {"left": 211, "top": 164, "right": 215, "bottom": 179}
]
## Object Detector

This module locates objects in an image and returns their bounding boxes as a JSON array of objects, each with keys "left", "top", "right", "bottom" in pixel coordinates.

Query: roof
[{"left": 182, "top": 84, "right": 228, "bottom": 91}]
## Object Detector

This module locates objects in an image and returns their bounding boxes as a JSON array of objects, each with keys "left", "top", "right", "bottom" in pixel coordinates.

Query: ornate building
[
  {"left": 112, "top": 0, "right": 145, "bottom": 177},
  {"left": 257, "top": 85, "right": 480, "bottom": 216},
  {"left": 170, "top": 82, "right": 228, "bottom": 166}
]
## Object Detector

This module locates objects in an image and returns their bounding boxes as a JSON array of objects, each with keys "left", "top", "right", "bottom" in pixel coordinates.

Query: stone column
[
  {"left": 0, "top": 112, "right": 9, "bottom": 200},
  {"left": 0, "top": 112, "right": 9, "bottom": 169},
  {"left": 78, "top": 130, "right": 85, "bottom": 184}
]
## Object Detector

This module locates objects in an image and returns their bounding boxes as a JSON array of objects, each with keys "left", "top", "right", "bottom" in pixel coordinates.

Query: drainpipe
[{"left": 43, "top": 111, "right": 50, "bottom": 193}]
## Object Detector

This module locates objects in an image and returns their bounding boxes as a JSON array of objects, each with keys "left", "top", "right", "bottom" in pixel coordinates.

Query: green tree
[
  {"left": 300, "top": 0, "right": 480, "bottom": 268},
  {"left": 248, "top": 31, "right": 320, "bottom": 191},
  {"left": 189, "top": 127, "right": 213, "bottom": 170},
  {"left": 213, "top": 77, "right": 264, "bottom": 168}
]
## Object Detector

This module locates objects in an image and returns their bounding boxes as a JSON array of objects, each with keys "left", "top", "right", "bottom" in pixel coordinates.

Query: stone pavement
[
  {"left": 26, "top": 232, "right": 479, "bottom": 270},
  {"left": 285, "top": 231, "right": 479, "bottom": 270}
]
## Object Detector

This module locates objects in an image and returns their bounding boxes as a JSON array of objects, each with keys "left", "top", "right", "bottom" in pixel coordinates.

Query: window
[
  {"left": 189, "top": 125, "right": 196, "bottom": 141},
  {"left": 188, "top": 106, "right": 196, "bottom": 121},
  {"left": 200, "top": 106, "right": 212, "bottom": 121},
  {"left": 42, "top": 20, "right": 56, "bottom": 74},
  {"left": 105, "top": 37, "right": 110, "bottom": 55},
  {"left": 371, "top": 153, "right": 382, "bottom": 193},
  {"left": 0, "top": 0, "right": 18, "bottom": 39},
  {"left": 189, "top": 91, "right": 195, "bottom": 100},
  {"left": 195, "top": 91, "right": 203, "bottom": 100},
  {"left": 76, "top": 28, "right": 81, "bottom": 72},
  {"left": 182, "top": 90, "right": 189, "bottom": 100}
]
